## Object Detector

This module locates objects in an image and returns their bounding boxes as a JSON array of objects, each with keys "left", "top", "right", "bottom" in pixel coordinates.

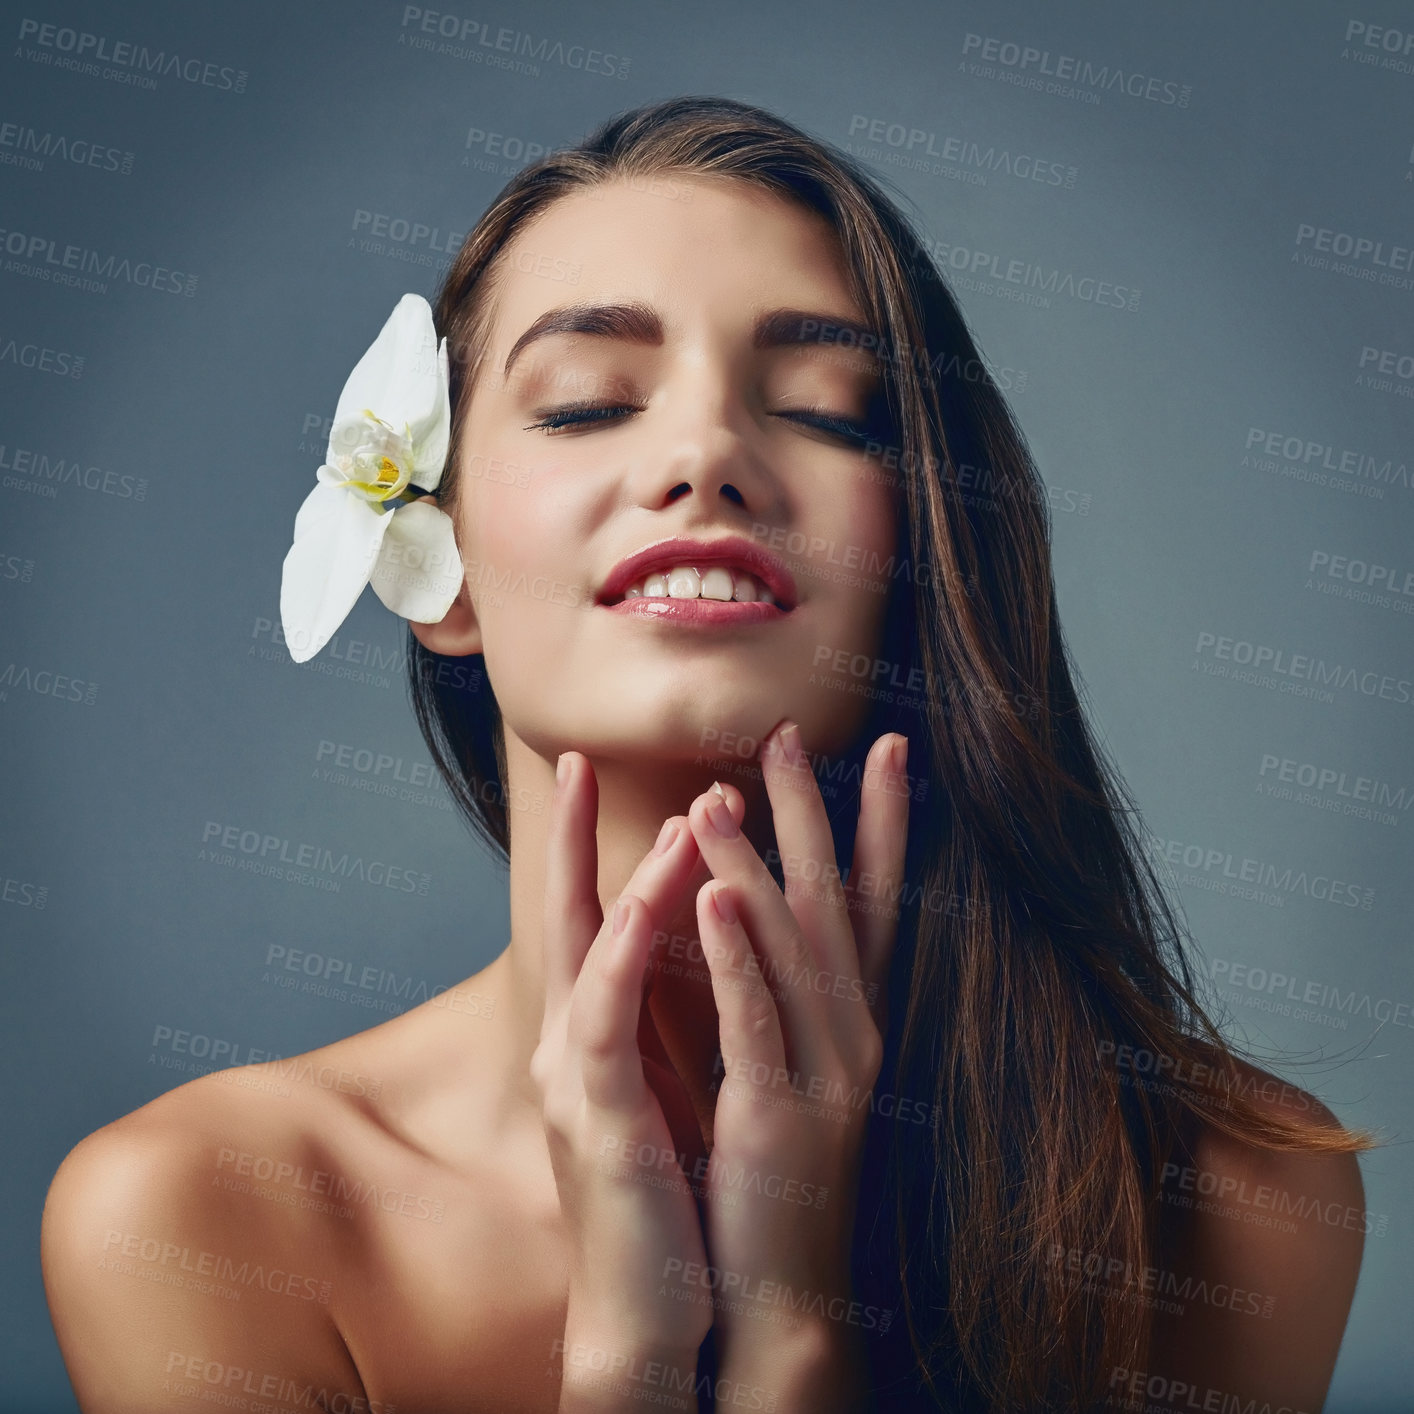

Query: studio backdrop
[{"left": 2, "top": 1, "right": 1410, "bottom": 1409}]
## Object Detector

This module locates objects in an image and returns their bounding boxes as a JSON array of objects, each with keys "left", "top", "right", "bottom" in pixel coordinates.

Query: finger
[
  {"left": 544, "top": 759, "right": 707, "bottom": 1018},
  {"left": 618, "top": 814, "right": 709, "bottom": 953},
  {"left": 695, "top": 880, "right": 788, "bottom": 1093},
  {"left": 542, "top": 752, "right": 600, "bottom": 1018},
  {"left": 685, "top": 782, "right": 823, "bottom": 1067},
  {"left": 758, "top": 719, "right": 856, "bottom": 979},
  {"left": 845, "top": 733, "right": 911, "bottom": 1028},
  {"left": 642, "top": 1053, "right": 707, "bottom": 1191},
  {"left": 568, "top": 893, "right": 658, "bottom": 1109}
]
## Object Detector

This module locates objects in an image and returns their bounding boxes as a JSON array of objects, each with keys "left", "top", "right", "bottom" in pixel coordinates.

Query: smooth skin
[
  {"left": 41, "top": 177, "right": 1363, "bottom": 1412},
  {"left": 539, "top": 723, "right": 905, "bottom": 1412}
]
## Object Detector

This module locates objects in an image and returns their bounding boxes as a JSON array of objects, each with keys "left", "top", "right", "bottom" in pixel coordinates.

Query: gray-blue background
[{"left": 2, "top": 0, "right": 1410, "bottom": 1407}]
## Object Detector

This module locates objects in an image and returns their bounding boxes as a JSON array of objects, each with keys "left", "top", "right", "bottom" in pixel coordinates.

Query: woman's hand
[
  {"left": 532, "top": 751, "right": 723, "bottom": 1410},
  {"left": 685, "top": 721, "right": 910, "bottom": 1409}
]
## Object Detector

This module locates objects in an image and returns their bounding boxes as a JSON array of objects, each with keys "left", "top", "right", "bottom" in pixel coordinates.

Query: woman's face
[{"left": 414, "top": 174, "right": 898, "bottom": 769}]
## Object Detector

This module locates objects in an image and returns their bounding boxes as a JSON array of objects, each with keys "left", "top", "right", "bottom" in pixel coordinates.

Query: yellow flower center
[{"left": 332, "top": 409, "right": 416, "bottom": 509}]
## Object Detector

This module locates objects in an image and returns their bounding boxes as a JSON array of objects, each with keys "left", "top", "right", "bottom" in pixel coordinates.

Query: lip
[
  {"left": 603, "top": 596, "right": 785, "bottom": 626},
  {"left": 596, "top": 534, "right": 799, "bottom": 610}
]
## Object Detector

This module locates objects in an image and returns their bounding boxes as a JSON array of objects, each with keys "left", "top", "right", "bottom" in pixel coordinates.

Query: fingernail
[
  {"left": 780, "top": 721, "right": 803, "bottom": 766},
  {"left": 891, "top": 734, "right": 908, "bottom": 773},
  {"left": 706, "top": 786, "right": 738, "bottom": 838},
  {"left": 612, "top": 897, "right": 630, "bottom": 935},
  {"left": 652, "top": 819, "right": 679, "bottom": 856},
  {"left": 555, "top": 754, "right": 569, "bottom": 792},
  {"left": 712, "top": 885, "right": 738, "bottom": 925}
]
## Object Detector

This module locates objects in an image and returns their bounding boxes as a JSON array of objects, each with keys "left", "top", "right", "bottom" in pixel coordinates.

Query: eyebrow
[{"left": 501, "top": 301, "right": 883, "bottom": 378}]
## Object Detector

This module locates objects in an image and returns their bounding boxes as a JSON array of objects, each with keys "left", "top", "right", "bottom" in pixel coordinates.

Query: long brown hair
[{"left": 406, "top": 95, "right": 1377, "bottom": 1411}]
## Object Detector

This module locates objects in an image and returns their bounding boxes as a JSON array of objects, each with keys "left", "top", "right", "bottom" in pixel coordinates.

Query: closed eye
[
  {"left": 781, "top": 406, "right": 874, "bottom": 446},
  {"left": 523, "top": 402, "right": 873, "bottom": 444},
  {"left": 523, "top": 402, "right": 640, "bottom": 432}
]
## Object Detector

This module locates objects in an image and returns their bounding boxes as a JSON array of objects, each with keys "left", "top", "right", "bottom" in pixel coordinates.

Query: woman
[{"left": 42, "top": 96, "right": 1374, "bottom": 1413}]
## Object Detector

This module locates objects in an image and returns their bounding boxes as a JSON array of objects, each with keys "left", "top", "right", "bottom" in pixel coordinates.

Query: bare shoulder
[
  {"left": 1145, "top": 1055, "right": 1367, "bottom": 1411},
  {"left": 1177, "top": 1053, "right": 1367, "bottom": 1243},
  {"left": 41, "top": 1056, "right": 369, "bottom": 1413}
]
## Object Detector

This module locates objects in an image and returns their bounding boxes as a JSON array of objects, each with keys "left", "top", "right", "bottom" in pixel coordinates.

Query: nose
[{"left": 629, "top": 370, "right": 778, "bottom": 515}]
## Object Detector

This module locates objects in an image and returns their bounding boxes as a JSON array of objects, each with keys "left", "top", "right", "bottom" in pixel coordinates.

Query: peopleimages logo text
[
  {"left": 397, "top": 7, "right": 629, "bottom": 78},
  {"left": 960, "top": 32, "right": 1191, "bottom": 106},
  {"left": 0, "top": 227, "right": 196, "bottom": 295},
  {"left": 15, "top": 18, "right": 248, "bottom": 91}
]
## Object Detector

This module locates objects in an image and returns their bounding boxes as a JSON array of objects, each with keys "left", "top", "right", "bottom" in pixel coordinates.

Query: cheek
[
  {"left": 458, "top": 481, "right": 589, "bottom": 672},
  {"left": 854, "top": 475, "right": 899, "bottom": 559},
  {"left": 460, "top": 478, "right": 548, "bottom": 605},
  {"left": 822, "top": 479, "right": 898, "bottom": 628}
]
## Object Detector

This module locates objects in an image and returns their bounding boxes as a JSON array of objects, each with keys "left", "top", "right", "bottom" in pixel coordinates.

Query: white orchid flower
[{"left": 280, "top": 292, "right": 462, "bottom": 664}]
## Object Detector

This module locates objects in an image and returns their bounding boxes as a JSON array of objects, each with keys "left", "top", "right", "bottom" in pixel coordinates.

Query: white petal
[
  {"left": 280, "top": 482, "right": 390, "bottom": 663},
  {"left": 368, "top": 501, "right": 463, "bottom": 624},
  {"left": 411, "top": 336, "right": 452, "bottom": 494},
  {"left": 330, "top": 295, "right": 447, "bottom": 476},
  {"left": 295, "top": 472, "right": 346, "bottom": 535}
]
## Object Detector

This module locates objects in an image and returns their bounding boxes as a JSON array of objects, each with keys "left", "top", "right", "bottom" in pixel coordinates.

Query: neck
[{"left": 489, "top": 726, "right": 774, "bottom": 1148}]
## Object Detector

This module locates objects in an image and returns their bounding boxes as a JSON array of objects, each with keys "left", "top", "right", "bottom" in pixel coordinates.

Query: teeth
[
  {"left": 700, "top": 567, "right": 734, "bottom": 601},
  {"left": 620, "top": 563, "right": 779, "bottom": 605},
  {"left": 667, "top": 566, "right": 701, "bottom": 599}
]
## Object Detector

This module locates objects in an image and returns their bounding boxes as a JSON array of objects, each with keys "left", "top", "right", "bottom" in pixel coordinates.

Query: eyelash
[{"left": 523, "top": 402, "right": 873, "bottom": 445}]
